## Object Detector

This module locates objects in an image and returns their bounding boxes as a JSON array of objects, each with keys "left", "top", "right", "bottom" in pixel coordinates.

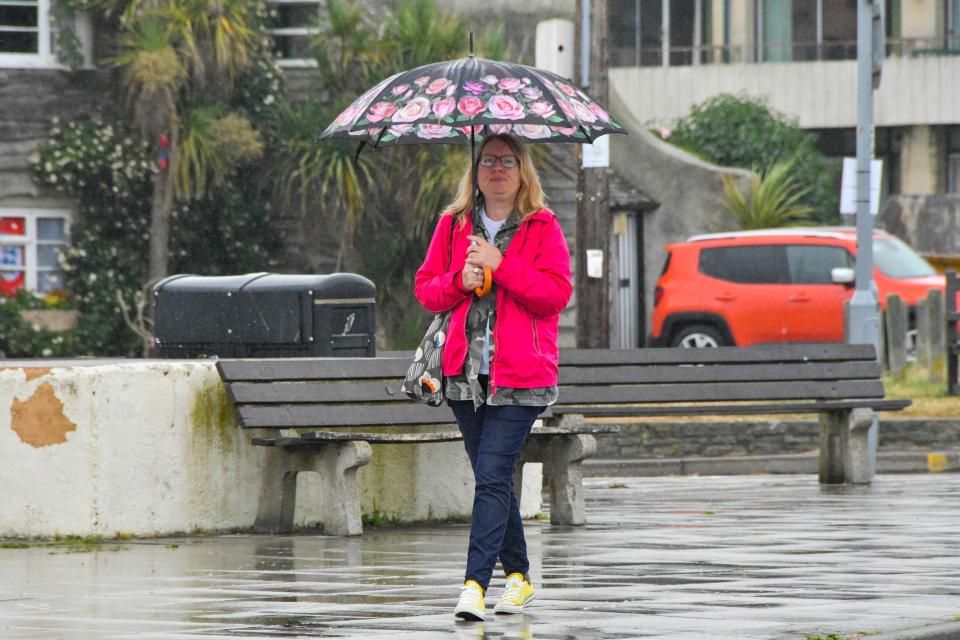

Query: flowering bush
[
  {"left": 0, "top": 290, "right": 77, "bottom": 358},
  {"left": 29, "top": 117, "right": 279, "bottom": 355}
]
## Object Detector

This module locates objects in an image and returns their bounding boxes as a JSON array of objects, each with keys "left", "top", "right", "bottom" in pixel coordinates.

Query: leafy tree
[{"left": 669, "top": 94, "right": 838, "bottom": 225}]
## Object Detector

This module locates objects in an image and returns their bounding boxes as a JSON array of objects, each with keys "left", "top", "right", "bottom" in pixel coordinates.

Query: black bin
[{"left": 153, "top": 273, "right": 376, "bottom": 357}]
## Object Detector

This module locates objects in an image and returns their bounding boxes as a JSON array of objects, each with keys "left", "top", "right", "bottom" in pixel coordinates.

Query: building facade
[{"left": 607, "top": 0, "right": 960, "bottom": 198}]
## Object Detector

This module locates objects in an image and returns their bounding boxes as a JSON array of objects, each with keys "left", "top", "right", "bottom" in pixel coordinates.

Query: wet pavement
[{"left": 2, "top": 473, "right": 959, "bottom": 640}]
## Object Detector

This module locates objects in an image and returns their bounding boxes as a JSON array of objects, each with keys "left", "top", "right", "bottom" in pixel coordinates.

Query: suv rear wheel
[{"left": 670, "top": 324, "right": 727, "bottom": 348}]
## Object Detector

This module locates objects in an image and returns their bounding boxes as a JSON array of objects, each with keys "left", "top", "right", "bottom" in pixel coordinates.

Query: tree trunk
[{"left": 148, "top": 141, "right": 175, "bottom": 280}]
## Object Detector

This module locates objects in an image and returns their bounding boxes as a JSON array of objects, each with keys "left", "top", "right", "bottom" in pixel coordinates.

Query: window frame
[
  {"left": 0, "top": 0, "right": 56, "bottom": 68},
  {"left": 0, "top": 207, "right": 71, "bottom": 293},
  {"left": 268, "top": 0, "right": 321, "bottom": 68}
]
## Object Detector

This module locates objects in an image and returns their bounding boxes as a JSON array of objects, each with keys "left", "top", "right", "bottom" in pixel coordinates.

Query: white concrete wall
[
  {"left": 0, "top": 361, "right": 541, "bottom": 538},
  {"left": 611, "top": 55, "right": 960, "bottom": 129}
]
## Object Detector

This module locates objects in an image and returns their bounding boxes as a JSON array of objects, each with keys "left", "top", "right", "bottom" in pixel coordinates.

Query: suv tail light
[{"left": 654, "top": 286, "right": 664, "bottom": 306}]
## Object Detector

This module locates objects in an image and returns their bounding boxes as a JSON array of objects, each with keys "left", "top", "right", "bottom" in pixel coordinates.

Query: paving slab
[{"left": 1, "top": 473, "right": 959, "bottom": 639}]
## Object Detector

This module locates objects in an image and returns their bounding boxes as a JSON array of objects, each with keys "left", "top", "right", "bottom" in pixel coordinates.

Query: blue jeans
[{"left": 450, "top": 397, "right": 543, "bottom": 591}]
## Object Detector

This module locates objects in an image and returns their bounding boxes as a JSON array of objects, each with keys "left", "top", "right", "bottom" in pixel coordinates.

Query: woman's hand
[
  {"left": 461, "top": 263, "right": 485, "bottom": 291},
  {"left": 466, "top": 235, "right": 503, "bottom": 271}
]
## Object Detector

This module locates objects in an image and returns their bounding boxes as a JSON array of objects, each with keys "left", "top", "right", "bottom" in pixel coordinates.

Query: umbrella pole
[{"left": 471, "top": 127, "right": 477, "bottom": 215}]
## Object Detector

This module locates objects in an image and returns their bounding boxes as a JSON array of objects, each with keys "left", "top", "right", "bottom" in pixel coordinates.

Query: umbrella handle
[{"left": 474, "top": 266, "right": 492, "bottom": 297}]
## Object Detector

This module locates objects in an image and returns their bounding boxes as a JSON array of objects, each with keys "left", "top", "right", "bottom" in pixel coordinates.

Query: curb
[
  {"left": 869, "top": 621, "right": 960, "bottom": 640},
  {"left": 583, "top": 451, "right": 960, "bottom": 477}
]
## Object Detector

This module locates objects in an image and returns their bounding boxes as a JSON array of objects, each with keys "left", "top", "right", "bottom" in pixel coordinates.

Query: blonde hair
[{"left": 442, "top": 133, "right": 547, "bottom": 223}]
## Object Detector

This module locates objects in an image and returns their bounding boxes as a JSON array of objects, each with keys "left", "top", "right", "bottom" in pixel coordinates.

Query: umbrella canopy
[{"left": 318, "top": 55, "right": 626, "bottom": 148}]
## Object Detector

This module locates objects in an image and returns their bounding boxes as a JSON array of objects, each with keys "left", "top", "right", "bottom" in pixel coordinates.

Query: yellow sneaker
[
  {"left": 493, "top": 573, "right": 534, "bottom": 614},
  {"left": 454, "top": 580, "right": 485, "bottom": 621}
]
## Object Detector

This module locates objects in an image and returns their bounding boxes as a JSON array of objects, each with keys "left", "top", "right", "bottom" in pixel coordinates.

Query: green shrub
[{"left": 668, "top": 94, "right": 839, "bottom": 225}]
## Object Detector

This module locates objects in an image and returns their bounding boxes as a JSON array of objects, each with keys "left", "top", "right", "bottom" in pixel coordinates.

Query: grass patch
[
  {"left": 362, "top": 508, "right": 402, "bottom": 528},
  {"left": 0, "top": 542, "right": 30, "bottom": 549},
  {"left": 166, "top": 543, "right": 180, "bottom": 549},
  {"left": 607, "top": 482, "right": 628, "bottom": 489},
  {"left": 882, "top": 365, "right": 960, "bottom": 417}
]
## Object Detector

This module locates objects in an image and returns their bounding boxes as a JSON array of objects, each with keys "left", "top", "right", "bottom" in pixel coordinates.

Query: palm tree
[
  {"left": 721, "top": 158, "right": 815, "bottom": 230},
  {"left": 110, "top": 0, "right": 259, "bottom": 279}
]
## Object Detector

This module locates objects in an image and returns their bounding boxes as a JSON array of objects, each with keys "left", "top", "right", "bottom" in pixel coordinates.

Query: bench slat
[
  {"left": 249, "top": 422, "right": 622, "bottom": 446},
  {"left": 253, "top": 431, "right": 464, "bottom": 445},
  {"left": 559, "top": 360, "right": 880, "bottom": 385},
  {"left": 217, "top": 358, "right": 410, "bottom": 382},
  {"left": 237, "top": 403, "right": 458, "bottom": 428},
  {"left": 551, "top": 398, "right": 912, "bottom": 417},
  {"left": 559, "top": 344, "right": 878, "bottom": 366},
  {"left": 228, "top": 380, "right": 405, "bottom": 404},
  {"left": 556, "top": 379, "right": 885, "bottom": 404}
]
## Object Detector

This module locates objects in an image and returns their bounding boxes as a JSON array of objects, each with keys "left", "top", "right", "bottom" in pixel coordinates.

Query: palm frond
[{"left": 721, "top": 158, "right": 814, "bottom": 230}]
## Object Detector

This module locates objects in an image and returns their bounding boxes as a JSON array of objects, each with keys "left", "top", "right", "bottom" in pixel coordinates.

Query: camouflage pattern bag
[{"left": 401, "top": 311, "right": 449, "bottom": 407}]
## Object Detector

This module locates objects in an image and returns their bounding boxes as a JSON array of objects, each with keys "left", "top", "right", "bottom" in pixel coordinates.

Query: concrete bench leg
[
  {"left": 819, "top": 408, "right": 874, "bottom": 485},
  {"left": 254, "top": 441, "right": 372, "bottom": 535},
  {"left": 521, "top": 431, "right": 597, "bottom": 526}
]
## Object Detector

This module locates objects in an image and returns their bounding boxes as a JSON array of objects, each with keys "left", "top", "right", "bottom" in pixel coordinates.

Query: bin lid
[{"left": 154, "top": 273, "right": 375, "bottom": 299}]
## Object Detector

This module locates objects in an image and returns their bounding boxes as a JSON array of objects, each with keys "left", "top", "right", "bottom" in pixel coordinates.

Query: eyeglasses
[{"left": 479, "top": 154, "right": 518, "bottom": 169}]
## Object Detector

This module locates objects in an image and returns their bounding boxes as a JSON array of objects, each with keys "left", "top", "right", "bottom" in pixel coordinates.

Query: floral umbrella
[
  {"left": 318, "top": 54, "right": 626, "bottom": 149},
  {"left": 318, "top": 46, "right": 626, "bottom": 297}
]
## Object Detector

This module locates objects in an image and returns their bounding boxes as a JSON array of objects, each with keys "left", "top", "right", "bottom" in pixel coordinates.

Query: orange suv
[{"left": 650, "top": 227, "right": 945, "bottom": 347}]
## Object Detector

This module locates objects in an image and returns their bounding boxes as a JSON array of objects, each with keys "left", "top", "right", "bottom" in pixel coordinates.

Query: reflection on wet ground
[{"left": 2, "top": 473, "right": 960, "bottom": 639}]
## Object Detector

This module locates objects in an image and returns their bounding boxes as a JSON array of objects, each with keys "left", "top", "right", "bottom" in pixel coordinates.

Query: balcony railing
[{"left": 611, "top": 37, "right": 960, "bottom": 68}]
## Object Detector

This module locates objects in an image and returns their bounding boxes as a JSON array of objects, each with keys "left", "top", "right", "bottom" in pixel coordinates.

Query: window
[
  {"left": 873, "top": 236, "right": 937, "bottom": 279},
  {"left": 786, "top": 245, "right": 853, "bottom": 284},
  {"left": 758, "top": 0, "right": 857, "bottom": 62},
  {"left": 609, "top": 0, "right": 713, "bottom": 67},
  {"left": 950, "top": 0, "right": 960, "bottom": 50},
  {"left": 699, "top": 245, "right": 788, "bottom": 284},
  {"left": 0, "top": 0, "right": 55, "bottom": 67},
  {"left": 949, "top": 126, "right": 960, "bottom": 193},
  {"left": 268, "top": 0, "right": 321, "bottom": 66},
  {"left": 0, "top": 209, "right": 69, "bottom": 295}
]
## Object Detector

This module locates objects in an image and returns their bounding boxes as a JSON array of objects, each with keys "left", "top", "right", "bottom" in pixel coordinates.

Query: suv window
[
  {"left": 786, "top": 245, "right": 853, "bottom": 284},
  {"left": 873, "top": 236, "right": 936, "bottom": 278},
  {"left": 699, "top": 245, "right": 788, "bottom": 283}
]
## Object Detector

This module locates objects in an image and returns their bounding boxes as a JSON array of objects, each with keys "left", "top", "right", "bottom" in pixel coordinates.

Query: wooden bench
[
  {"left": 216, "top": 356, "right": 618, "bottom": 536},
  {"left": 216, "top": 342, "right": 908, "bottom": 536},
  {"left": 552, "top": 343, "right": 909, "bottom": 486}
]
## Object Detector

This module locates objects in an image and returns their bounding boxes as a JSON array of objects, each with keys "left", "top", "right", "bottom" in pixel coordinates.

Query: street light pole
[{"left": 847, "top": 0, "right": 883, "bottom": 482}]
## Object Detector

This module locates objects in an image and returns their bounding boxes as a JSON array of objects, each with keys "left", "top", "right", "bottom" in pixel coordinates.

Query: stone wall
[
  {"left": 0, "top": 69, "right": 115, "bottom": 203},
  {"left": 878, "top": 194, "right": 960, "bottom": 255},
  {"left": 593, "top": 419, "right": 960, "bottom": 459}
]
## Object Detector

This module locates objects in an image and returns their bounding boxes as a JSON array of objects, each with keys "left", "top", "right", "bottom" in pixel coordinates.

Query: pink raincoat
[{"left": 414, "top": 209, "right": 572, "bottom": 394}]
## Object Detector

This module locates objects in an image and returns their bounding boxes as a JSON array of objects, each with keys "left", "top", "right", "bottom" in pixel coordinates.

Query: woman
[{"left": 414, "top": 133, "right": 572, "bottom": 621}]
